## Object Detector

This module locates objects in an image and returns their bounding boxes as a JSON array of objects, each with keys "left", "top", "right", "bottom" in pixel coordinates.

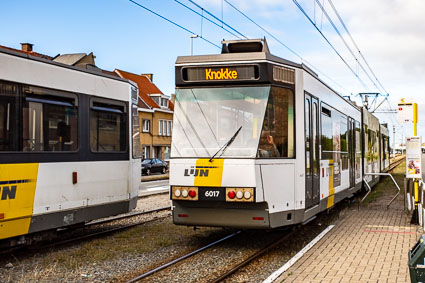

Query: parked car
[{"left": 142, "top": 158, "right": 168, "bottom": 175}]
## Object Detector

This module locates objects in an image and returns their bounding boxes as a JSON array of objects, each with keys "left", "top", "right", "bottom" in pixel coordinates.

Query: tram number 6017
[{"left": 205, "top": 190, "right": 219, "bottom": 198}]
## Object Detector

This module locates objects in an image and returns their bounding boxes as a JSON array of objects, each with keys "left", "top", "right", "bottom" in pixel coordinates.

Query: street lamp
[{"left": 190, "top": 34, "right": 198, "bottom": 56}]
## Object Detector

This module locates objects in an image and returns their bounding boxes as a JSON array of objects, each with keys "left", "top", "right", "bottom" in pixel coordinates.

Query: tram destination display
[{"left": 183, "top": 65, "right": 259, "bottom": 82}]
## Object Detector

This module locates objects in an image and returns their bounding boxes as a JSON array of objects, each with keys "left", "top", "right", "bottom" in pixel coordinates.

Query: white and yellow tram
[
  {"left": 169, "top": 39, "right": 390, "bottom": 229},
  {"left": 0, "top": 47, "right": 141, "bottom": 244}
]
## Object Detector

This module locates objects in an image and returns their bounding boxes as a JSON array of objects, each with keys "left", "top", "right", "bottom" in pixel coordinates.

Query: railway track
[
  {"left": 2, "top": 206, "right": 171, "bottom": 255},
  {"left": 387, "top": 156, "right": 404, "bottom": 172},
  {"left": 208, "top": 230, "right": 296, "bottom": 283},
  {"left": 43, "top": 206, "right": 172, "bottom": 249},
  {"left": 126, "top": 231, "right": 242, "bottom": 283}
]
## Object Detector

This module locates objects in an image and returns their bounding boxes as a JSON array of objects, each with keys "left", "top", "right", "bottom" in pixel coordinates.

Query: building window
[
  {"left": 153, "top": 146, "right": 162, "bottom": 159},
  {"left": 142, "top": 119, "right": 150, "bottom": 133},
  {"left": 142, "top": 145, "right": 150, "bottom": 159},
  {"left": 160, "top": 98, "right": 169, "bottom": 108},
  {"left": 168, "top": 120, "right": 172, "bottom": 136},
  {"left": 159, "top": 120, "right": 163, "bottom": 136},
  {"left": 159, "top": 119, "right": 172, "bottom": 136}
]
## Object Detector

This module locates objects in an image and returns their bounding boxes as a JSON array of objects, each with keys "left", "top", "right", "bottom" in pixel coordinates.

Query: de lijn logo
[
  {"left": 0, "top": 179, "right": 31, "bottom": 201},
  {"left": 184, "top": 166, "right": 218, "bottom": 177},
  {"left": 1, "top": 185, "right": 17, "bottom": 200}
]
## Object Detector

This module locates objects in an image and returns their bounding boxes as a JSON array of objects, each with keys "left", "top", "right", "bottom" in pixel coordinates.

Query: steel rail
[
  {"left": 126, "top": 231, "right": 242, "bottom": 283},
  {"left": 208, "top": 230, "right": 295, "bottom": 283},
  {"left": 360, "top": 158, "right": 404, "bottom": 209},
  {"left": 1, "top": 207, "right": 171, "bottom": 255},
  {"left": 87, "top": 206, "right": 171, "bottom": 227}
]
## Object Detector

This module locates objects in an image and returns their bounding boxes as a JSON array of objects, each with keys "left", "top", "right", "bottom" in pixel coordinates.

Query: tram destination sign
[{"left": 183, "top": 65, "right": 259, "bottom": 82}]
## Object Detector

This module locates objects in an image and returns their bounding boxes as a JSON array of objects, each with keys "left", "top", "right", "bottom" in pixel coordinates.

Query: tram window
[
  {"left": 257, "top": 86, "right": 294, "bottom": 158},
  {"left": 355, "top": 121, "right": 361, "bottom": 179},
  {"left": 340, "top": 117, "right": 348, "bottom": 170},
  {"left": 321, "top": 104, "right": 350, "bottom": 186},
  {"left": 132, "top": 104, "right": 141, "bottom": 158},
  {"left": 321, "top": 109, "right": 333, "bottom": 160},
  {"left": 90, "top": 100, "right": 127, "bottom": 152},
  {"left": 22, "top": 87, "right": 78, "bottom": 152},
  {"left": 0, "top": 81, "right": 19, "bottom": 151}
]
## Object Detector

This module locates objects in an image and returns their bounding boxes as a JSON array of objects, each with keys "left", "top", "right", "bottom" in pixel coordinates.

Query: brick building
[{"left": 115, "top": 70, "right": 174, "bottom": 161}]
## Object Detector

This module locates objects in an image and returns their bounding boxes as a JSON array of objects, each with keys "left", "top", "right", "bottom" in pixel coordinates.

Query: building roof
[
  {"left": 53, "top": 53, "right": 86, "bottom": 65},
  {"left": 115, "top": 69, "right": 163, "bottom": 109},
  {"left": 0, "top": 44, "right": 54, "bottom": 60}
]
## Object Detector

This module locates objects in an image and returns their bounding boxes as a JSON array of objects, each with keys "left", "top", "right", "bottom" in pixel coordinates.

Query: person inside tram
[{"left": 258, "top": 120, "right": 281, "bottom": 158}]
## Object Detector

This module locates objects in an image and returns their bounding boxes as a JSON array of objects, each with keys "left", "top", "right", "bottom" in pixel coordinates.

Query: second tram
[
  {"left": 169, "top": 39, "right": 390, "bottom": 229},
  {"left": 0, "top": 47, "right": 141, "bottom": 245}
]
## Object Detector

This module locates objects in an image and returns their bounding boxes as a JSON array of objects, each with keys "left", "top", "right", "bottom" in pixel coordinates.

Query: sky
[{"left": 1, "top": 0, "right": 424, "bottom": 145}]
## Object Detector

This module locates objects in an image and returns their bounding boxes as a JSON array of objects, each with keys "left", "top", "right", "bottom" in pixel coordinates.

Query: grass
[
  {"left": 360, "top": 160, "right": 405, "bottom": 206},
  {"left": 39, "top": 218, "right": 221, "bottom": 272}
]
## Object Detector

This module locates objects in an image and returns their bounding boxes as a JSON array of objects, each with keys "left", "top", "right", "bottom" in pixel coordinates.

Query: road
[{"left": 139, "top": 179, "right": 169, "bottom": 196}]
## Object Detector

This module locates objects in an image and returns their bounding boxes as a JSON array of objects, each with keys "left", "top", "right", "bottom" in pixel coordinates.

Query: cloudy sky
[{"left": 1, "top": 0, "right": 423, "bottom": 144}]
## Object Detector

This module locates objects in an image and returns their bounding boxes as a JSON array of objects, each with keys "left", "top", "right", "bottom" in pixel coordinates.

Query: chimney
[
  {"left": 21, "top": 43, "right": 33, "bottom": 52},
  {"left": 142, "top": 73, "right": 153, "bottom": 82}
]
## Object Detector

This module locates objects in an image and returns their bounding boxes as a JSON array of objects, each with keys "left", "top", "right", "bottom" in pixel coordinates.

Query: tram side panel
[
  {"left": 302, "top": 70, "right": 363, "bottom": 216},
  {"left": 362, "top": 108, "right": 381, "bottom": 186},
  {"left": 29, "top": 161, "right": 132, "bottom": 233},
  {"left": 380, "top": 124, "right": 390, "bottom": 171}
]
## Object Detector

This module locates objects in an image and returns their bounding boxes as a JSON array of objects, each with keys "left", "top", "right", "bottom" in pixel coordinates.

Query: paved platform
[{"left": 275, "top": 207, "right": 421, "bottom": 282}]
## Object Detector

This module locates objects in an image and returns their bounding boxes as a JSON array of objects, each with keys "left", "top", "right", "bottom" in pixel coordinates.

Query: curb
[{"left": 141, "top": 173, "right": 169, "bottom": 182}]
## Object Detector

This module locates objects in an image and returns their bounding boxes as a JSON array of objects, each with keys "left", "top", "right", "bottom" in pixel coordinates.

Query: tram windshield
[{"left": 171, "top": 86, "right": 294, "bottom": 158}]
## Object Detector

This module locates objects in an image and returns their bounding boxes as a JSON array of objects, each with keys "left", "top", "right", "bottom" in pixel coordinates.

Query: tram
[
  {"left": 169, "top": 39, "right": 390, "bottom": 229},
  {"left": 0, "top": 47, "right": 141, "bottom": 245}
]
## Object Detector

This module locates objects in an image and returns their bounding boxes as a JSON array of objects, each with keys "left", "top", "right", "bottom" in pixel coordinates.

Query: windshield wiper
[{"left": 209, "top": 126, "right": 242, "bottom": 163}]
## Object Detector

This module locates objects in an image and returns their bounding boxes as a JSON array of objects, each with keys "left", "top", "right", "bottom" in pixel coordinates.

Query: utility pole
[
  {"left": 190, "top": 35, "right": 198, "bottom": 56},
  {"left": 393, "top": 125, "right": 396, "bottom": 159}
]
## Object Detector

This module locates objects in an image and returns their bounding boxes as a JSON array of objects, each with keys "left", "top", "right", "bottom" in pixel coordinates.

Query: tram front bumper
[{"left": 172, "top": 201, "right": 270, "bottom": 229}]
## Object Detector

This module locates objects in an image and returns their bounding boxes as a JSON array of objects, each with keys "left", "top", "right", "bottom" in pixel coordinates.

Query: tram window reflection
[
  {"left": 90, "top": 101, "right": 127, "bottom": 152},
  {"left": 0, "top": 81, "right": 18, "bottom": 151},
  {"left": 171, "top": 86, "right": 270, "bottom": 158},
  {"left": 257, "top": 87, "right": 294, "bottom": 158},
  {"left": 22, "top": 88, "right": 78, "bottom": 152}
]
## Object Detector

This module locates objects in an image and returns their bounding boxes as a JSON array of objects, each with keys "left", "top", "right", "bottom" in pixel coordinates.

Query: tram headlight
[
  {"left": 174, "top": 189, "right": 181, "bottom": 197},
  {"left": 182, "top": 189, "right": 188, "bottom": 198},
  {"left": 236, "top": 191, "right": 243, "bottom": 199},
  {"left": 244, "top": 191, "right": 251, "bottom": 199}
]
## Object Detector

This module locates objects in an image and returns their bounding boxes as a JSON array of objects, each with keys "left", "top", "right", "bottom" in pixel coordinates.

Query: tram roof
[
  {"left": 175, "top": 39, "right": 366, "bottom": 113},
  {"left": 0, "top": 46, "right": 129, "bottom": 84}
]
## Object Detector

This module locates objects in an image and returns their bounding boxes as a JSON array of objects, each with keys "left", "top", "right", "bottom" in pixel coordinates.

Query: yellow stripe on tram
[
  {"left": 0, "top": 163, "right": 39, "bottom": 239},
  {"left": 194, "top": 159, "right": 225, "bottom": 187},
  {"left": 327, "top": 160, "right": 335, "bottom": 208}
]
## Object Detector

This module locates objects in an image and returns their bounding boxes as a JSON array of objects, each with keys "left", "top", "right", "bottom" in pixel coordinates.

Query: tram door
[
  {"left": 348, "top": 118, "right": 356, "bottom": 188},
  {"left": 305, "top": 95, "right": 320, "bottom": 209}
]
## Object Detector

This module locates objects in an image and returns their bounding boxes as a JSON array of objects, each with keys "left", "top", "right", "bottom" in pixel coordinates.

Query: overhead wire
[
  {"left": 327, "top": 0, "right": 389, "bottom": 95},
  {"left": 128, "top": 0, "right": 220, "bottom": 49},
  {"left": 291, "top": 0, "right": 370, "bottom": 91},
  {"left": 186, "top": 0, "right": 247, "bottom": 39},
  {"left": 313, "top": 0, "right": 382, "bottom": 94}
]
